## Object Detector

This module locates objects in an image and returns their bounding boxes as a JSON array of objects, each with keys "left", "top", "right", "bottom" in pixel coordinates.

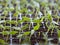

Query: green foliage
[
  {"left": 21, "top": 24, "right": 29, "bottom": 30},
  {"left": 19, "top": 8, "right": 28, "bottom": 13},
  {"left": 4, "top": 7, "right": 9, "bottom": 11},
  {"left": 9, "top": 7, "right": 14, "bottom": 11},
  {"left": 4, "top": 26, "right": 10, "bottom": 29},
  {"left": 33, "top": 19, "right": 40, "bottom": 23},
  {"left": 22, "top": 16, "right": 30, "bottom": 22},
  {"left": 40, "top": 2, "right": 47, "bottom": 7},
  {"left": 0, "top": 25, "right": 5, "bottom": 29},
  {"left": 23, "top": 31, "right": 30, "bottom": 36},
  {"left": 0, "top": 0, "right": 59, "bottom": 44},
  {"left": 33, "top": 23, "right": 40, "bottom": 31},
  {"left": 13, "top": 11, "right": 19, "bottom": 17},
  {"left": 3, "top": 10, "right": 8, "bottom": 16},
  {"left": 35, "top": 0, "right": 40, "bottom": 2},
  {"left": 10, "top": 31, "right": 18, "bottom": 35},
  {"left": 57, "top": 30, "right": 60, "bottom": 38},
  {"left": 18, "top": 20, "right": 23, "bottom": 24},
  {"left": 0, "top": 31, "right": 18, "bottom": 35},
  {"left": 58, "top": 6, "right": 60, "bottom": 10},
  {"left": 40, "top": 17, "right": 44, "bottom": 22},
  {"left": 47, "top": 13, "right": 52, "bottom": 22},
  {"left": 0, "top": 39, "right": 5, "bottom": 45},
  {"left": 6, "top": 20, "right": 17, "bottom": 24},
  {"left": 19, "top": 7, "right": 33, "bottom": 14},
  {"left": 33, "top": 17, "right": 44, "bottom": 23},
  {"left": 45, "top": 13, "right": 52, "bottom": 23},
  {"left": 20, "top": 0, "right": 28, "bottom": 8},
  {"left": 0, "top": 31, "right": 9, "bottom": 35}
]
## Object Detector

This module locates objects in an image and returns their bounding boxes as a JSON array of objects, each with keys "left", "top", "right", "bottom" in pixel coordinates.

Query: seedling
[{"left": 0, "top": 0, "right": 59, "bottom": 45}]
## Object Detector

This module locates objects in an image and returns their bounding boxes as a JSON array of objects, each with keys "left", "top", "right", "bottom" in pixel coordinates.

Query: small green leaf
[
  {"left": 33, "top": 17, "right": 44, "bottom": 23},
  {"left": 6, "top": 20, "right": 17, "bottom": 24},
  {"left": 0, "top": 39, "right": 5, "bottom": 45},
  {"left": 19, "top": 8, "right": 28, "bottom": 13},
  {"left": 40, "top": 17, "right": 44, "bottom": 22},
  {"left": 4, "top": 26, "right": 10, "bottom": 29},
  {"left": 23, "top": 31, "right": 30, "bottom": 36},
  {"left": 11, "top": 21, "right": 17, "bottom": 24},
  {"left": 0, "top": 25, "right": 5, "bottom": 29},
  {"left": 18, "top": 20, "right": 23, "bottom": 24},
  {"left": 10, "top": 31, "right": 18, "bottom": 35},
  {"left": 57, "top": 30, "right": 60, "bottom": 38},
  {"left": 22, "top": 16, "right": 30, "bottom": 22},
  {"left": 21, "top": 24, "right": 29, "bottom": 30},
  {"left": 9, "top": 7, "right": 14, "bottom": 11},
  {"left": 13, "top": 11, "right": 19, "bottom": 17},
  {"left": 3, "top": 10, "right": 8, "bottom": 15},
  {"left": 47, "top": 13, "right": 52, "bottom": 22},
  {"left": 1, "top": 31, "right": 9, "bottom": 35},
  {"left": 40, "top": 2, "right": 47, "bottom": 7},
  {"left": 33, "top": 23, "right": 40, "bottom": 30},
  {"left": 33, "top": 19, "right": 40, "bottom": 23}
]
